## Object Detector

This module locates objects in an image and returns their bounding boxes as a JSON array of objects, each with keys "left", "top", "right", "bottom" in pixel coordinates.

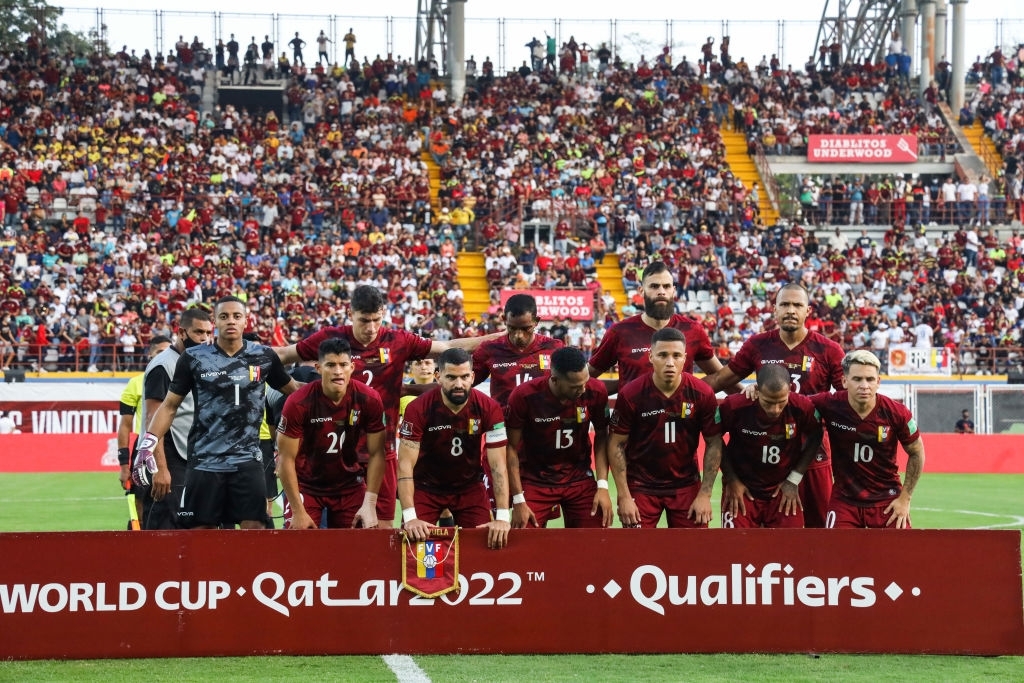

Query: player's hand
[
  {"left": 592, "top": 488, "right": 614, "bottom": 528},
  {"left": 742, "top": 383, "right": 759, "bottom": 401},
  {"left": 772, "top": 480, "right": 803, "bottom": 516},
  {"left": 130, "top": 432, "right": 158, "bottom": 490},
  {"left": 287, "top": 507, "right": 318, "bottom": 530},
  {"left": 119, "top": 464, "right": 131, "bottom": 489},
  {"left": 479, "top": 519, "right": 510, "bottom": 549},
  {"left": 688, "top": 491, "right": 713, "bottom": 525},
  {"left": 884, "top": 494, "right": 912, "bottom": 529},
  {"left": 512, "top": 501, "right": 538, "bottom": 528},
  {"left": 353, "top": 491, "right": 378, "bottom": 529},
  {"left": 151, "top": 467, "right": 171, "bottom": 501},
  {"left": 403, "top": 518, "right": 434, "bottom": 541},
  {"left": 617, "top": 496, "right": 641, "bottom": 528},
  {"left": 723, "top": 479, "right": 751, "bottom": 517}
]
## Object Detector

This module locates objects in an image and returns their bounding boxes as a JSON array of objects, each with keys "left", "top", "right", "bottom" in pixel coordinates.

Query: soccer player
[
  {"left": 505, "top": 347, "right": 612, "bottom": 528},
  {"left": 138, "top": 308, "right": 214, "bottom": 530},
  {"left": 397, "top": 348, "right": 511, "bottom": 549},
  {"left": 472, "top": 293, "right": 564, "bottom": 406},
  {"left": 703, "top": 282, "right": 845, "bottom": 528},
  {"left": 276, "top": 285, "right": 497, "bottom": 526},
  {"left": 716, "top": 364, "right": 823, "bottom": 529},
  {"left": 608, "top": 327, "right": 723, "bottom": 528},
  {"left": 141, "top": 296, "right": 299, "bottom": 529},
  {"left": 810, "top": 350, "right": 925, "bottom": 529},
  {"left": 277, "top": 338, "right": 386, "bottom": 530},
  {"left": 588, "top": 260, "right": 722, "bottom": 391}
]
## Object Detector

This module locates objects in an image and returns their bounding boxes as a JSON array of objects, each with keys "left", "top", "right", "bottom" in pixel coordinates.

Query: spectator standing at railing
[
  {"left": 955, "top": 408, "right": 975, "bottom": 434},
  {"left": 343, "top": 29, "right": 357, "bottom": 65}
]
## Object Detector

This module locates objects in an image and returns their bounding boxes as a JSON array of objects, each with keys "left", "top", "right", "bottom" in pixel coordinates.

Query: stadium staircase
[
  {"left": 456, "top": 251, "right": 490, "bottom": 321},
  {"left": 595, "top": 254, "right": 628, "bottom": 314},
  {"left": 963, "top": 122, "right": 1005, "bottom": 179},
  {"left": 720, "top": 128, "right": 780, "bottom": 226}
]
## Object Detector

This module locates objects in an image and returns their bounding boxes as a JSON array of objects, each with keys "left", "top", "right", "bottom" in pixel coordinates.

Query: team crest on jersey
[
  {"left": 878, "top": 425, "right": 890, "bottom": 442},
  {"left": 538, "top": 355, "right": 551, "bottom": 370},
  {"left": 249, "top": 365, "right": 261, "bottom": 382},
  {"left": 681, "top": 402, "right": 694, "bottom": 418},
  {"left": 348, "top": 410, "right": 360, "bottom": 426},
  {"left": 801, "top": 356, "right": 814, "bottom": 372},
  {"left": 576, "top": 406, "right": 588, "bottom": 423},
  {"left": 379, "top": 348, "right": 391, "bottom": 364},
  {"left": 467, "top": 419, "right": 481, "bottom": 434},
  {"left": 785, "top": 422, "right": 796, "bottom": 439}
]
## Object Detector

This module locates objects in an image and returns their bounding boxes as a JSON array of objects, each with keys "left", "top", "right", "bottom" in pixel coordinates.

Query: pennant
[
  {"left": 681, "top": 402, "right": 694, "bottom": 418},
  {"left": 878, "top": 425, "right": 890, "bottom": 443},
  {"left": 401, "top": 527, "right": 460, "bottom": 598}
]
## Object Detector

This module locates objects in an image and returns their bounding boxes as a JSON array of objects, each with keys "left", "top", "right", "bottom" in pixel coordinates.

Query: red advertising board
[
  {"left": 807, "top": 135, "right": 919, "bottom": 162},
  {"left": 499, "top": 290, "right": 595, "bottom": 321},
  {"left": 1, "top": 529, "right": 1021, "bottom": 659},
  {"left": 0, "top": 383, "right": 121, "bottom": 434}
]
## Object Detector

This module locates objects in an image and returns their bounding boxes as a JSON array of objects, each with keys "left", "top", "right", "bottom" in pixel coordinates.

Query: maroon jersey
[
  {"left": 610, "top": 373, "right": 721, "bottom": 493},
  {"left": 472, "top": 333, "right": 563, "bottom": 406},
  {"left": 506, "top": 375, "right": 609, "bottom": 486},
  {"left": 810, "top": 392, "right": 920, "bottom": 505},
  {"left": 589, "top": 313, "right": 714, "bottom": 385},
  {"left": 278, "top": 380, "right": 386, "bottom": 496},
  {"left": 297, "top": 326, "right": 432, "bottom": 455},
  {"left": 727, "top": 329, "right": 845, "bottom": 394},
  {"left": 399, "top": 387, "right": 508, "bottom": 492},
  {"left": 717, "top": 392, "right": 822, "bottom": 499}
]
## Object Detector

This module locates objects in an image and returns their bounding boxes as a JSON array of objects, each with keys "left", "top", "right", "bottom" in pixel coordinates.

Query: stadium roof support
[
  {"left": 815, "top": 0, "right": 901, "bottom": 66},
  {"left": 415, "top": 0, "right": 448, "bottom": 74}
]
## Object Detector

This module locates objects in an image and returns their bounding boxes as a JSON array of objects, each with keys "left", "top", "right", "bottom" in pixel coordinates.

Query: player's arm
[
  {"left": 701, "top": 363, "right": 742, "bottom": 393},
  {"left": 505, "top": 427, "right": 538, "bottom": 528},
  {"left": 428, "top": 331, "right": 503, "bottom": 356},
  {"left": 773, "top": 421, "right": 823, "bottom": 517},
  {"left": 690, "top": 433, "right": 723, "bottom": 525},
  {"left": 607, "top": 431, "right": 639, "bottom": 527},
  {"left": 145, "top": 390, "right": 185, "bottom": 440},
  {"left": 591, "top": 426, "right": 614, "bottom": 527},
  {"left": 397, "top": 436, "right": 432, "bottom": 540},
  {"left": 116, "top": 406, "right": 135, "bottom": 489},
  {"left": 885, "top": 437, "right": 925, "bottom": 529},
  {"left": 274, "top": 344, "right": 300, "bottom": 365},
  {"left": 354, "top": 429, "right": 386, "bottom": 528},
  {"left": 402, "top": 381, "right": 436, "bottom": 396},
  {"left": 482, "top": 443, "right": 511, "bottom": 549},
  {"left": 141, "top": 397, "right": 173, "bottom": 501},
  {"left": 719, "top": 446, "right": 751, "bottom": 518},
  {"left": 276, "top": 433, "right": 316, "bottom": 529}
]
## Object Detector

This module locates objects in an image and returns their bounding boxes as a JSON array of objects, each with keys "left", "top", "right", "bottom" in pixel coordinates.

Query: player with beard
[
  {"left": 608, "top": 327, "right": 723, "bottom": 528},
  {"left": 810, "top": 350, "right": 925, "bottom": 529},
  {"left": 277, "top": 338, "right": 387, "bottom": 530},
  {"left": 588, "top": 260, "right": 722, "bottom": 392},
  {"left": 703, "top": 283, "right": 845, "bottom": 528},
  {"left": 398, "top": 348, "right": 511, "bottom": 549},
  {"left": 716, "top": 364, "right": 823, "bottom": 529}
]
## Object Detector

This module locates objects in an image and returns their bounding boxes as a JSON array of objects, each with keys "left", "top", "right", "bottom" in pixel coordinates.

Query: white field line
[
  {"left": 915, "top": 507, "right": 1024, "bottom": 529},
  {"left": 382, "top": 654, "right": 431, "bottom": 683}
]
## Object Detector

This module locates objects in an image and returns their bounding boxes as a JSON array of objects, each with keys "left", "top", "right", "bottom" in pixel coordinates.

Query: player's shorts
[
  {"left": 630, "top": 481, "right": 707, "bottom": 529},
  {"left": 522, "top": 478, "right": 602, "bottom": 528},
  {"left": 141, "top": 453, "right": 188, "bottom": 530},
  {"left": 413, "top": 483, "right": 490, "bottom": 529},
  {"left": 800, "top": 462, "right": 833, "bottom": 529},
  {"left": 825, "top": 495, "right": 909, "bottom": 529},
  {"left": 283, "top": 485, "right": 365, "bottom": 529},
  {"left": 720, "top": 493, "right": 804, "bottom": 529},
  {"left": 376, "top": 458, "right": 398, "bottom": 522},
  {"left": 178, "top": 460, "right": 268, "bottom": 528},
  {"left": 261, "top": 439, "right": 278, "bottom": 499}
]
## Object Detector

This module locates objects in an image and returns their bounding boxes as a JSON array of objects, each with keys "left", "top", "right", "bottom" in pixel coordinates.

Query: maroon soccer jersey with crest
[
  {"left": 610, "top": 373, "right": 721, "bottom": 493},
  {"left": 506, "top": 375, "right": 609, "bottom": 487},
  {"left": 297, "top": 326, "right": 432, "bottom": 455},
  {"left": 399, "top": 388, "right": 508, "bottom": 492},
  {"left": 472, "top": 334, "right": 563, "bottom": 406},
  {"left": 278, "top": 379, "right": 386, "bottom": 496},
  {"left": 717, "top": 392, "right": 822, "bottom": 499},
  {"left": 589, "top": 313, "right": 714, "bottom": 385},
  {"left": 810, "top": 392, "right": 920, "bottom": 505}
]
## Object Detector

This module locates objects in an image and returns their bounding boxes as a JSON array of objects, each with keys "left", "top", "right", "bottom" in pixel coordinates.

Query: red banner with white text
[
  {"left": 0, "top": 529, "right": 1021, "bottom": 659},
  {"left": 500, "top": 290, "right": 595, "bottom": 321},
  {"left": 0, "top": 383, "right": 121, "bottom": 434},
  {"left": 807, "top": 135, "right": 919, "bottom": 162}
]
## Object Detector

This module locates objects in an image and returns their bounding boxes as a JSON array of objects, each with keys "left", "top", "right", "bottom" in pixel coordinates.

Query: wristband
[
  {"left": 786, "top": 471, "right": 804, "bottom": 486},
  {"left": 495, "top": 508, "right": 511, "bottom": 523},
  {"left": 138, "top": 432, "right": 159, "bottom": 452},
  {"left": 118, "top": 447, "right": 131, "bottom": 466},
  {"left": 512, "top": 493, "right": 527, "bottom": 505},
  {"left": 362, "top": 491, "right": 378, "bottom": 505},
  {"left": 402, "top": 507, "right": 418, "bottom": 524},
  {"left": 596, "top": 479, "right": 609, "bottom": 490}
]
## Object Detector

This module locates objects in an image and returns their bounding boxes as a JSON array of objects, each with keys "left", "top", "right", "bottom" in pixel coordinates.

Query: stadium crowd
[{"left": 0, "top": 27, "right": 1022, "bottom": 376}]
